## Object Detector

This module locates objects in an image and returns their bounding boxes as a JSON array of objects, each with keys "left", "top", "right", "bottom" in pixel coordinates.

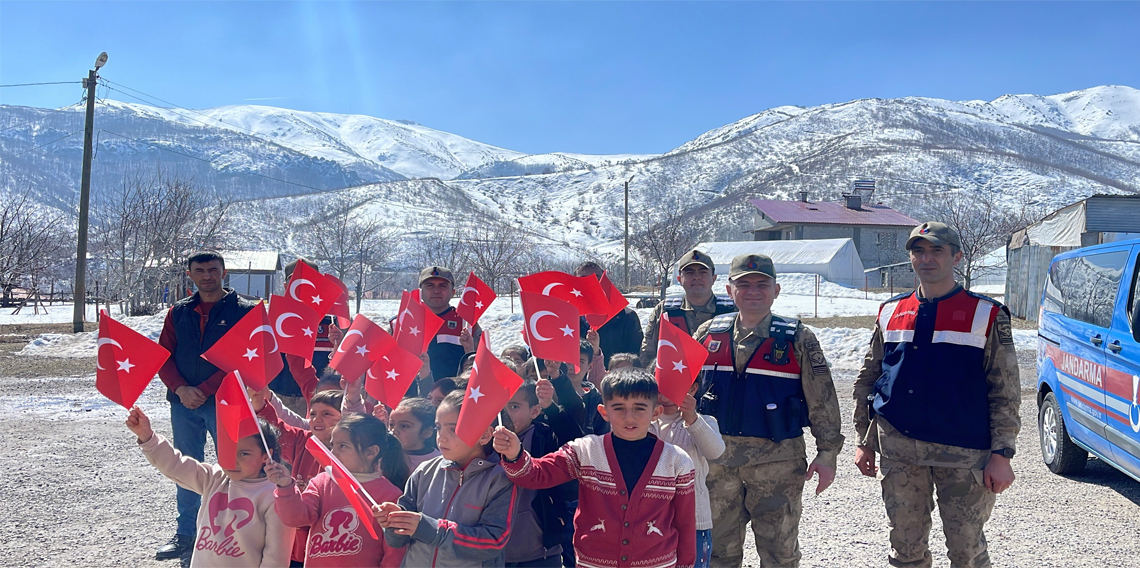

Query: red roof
[{"left": 749, "top": 199, "right": 919, "bottom": 227}]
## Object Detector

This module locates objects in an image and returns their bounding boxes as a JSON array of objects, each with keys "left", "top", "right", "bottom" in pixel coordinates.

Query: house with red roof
[{"left": 749, "top": 193, "right": 919, "bottom": 271}]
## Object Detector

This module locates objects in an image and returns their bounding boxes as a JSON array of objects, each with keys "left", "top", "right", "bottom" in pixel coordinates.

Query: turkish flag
[
  {"left": 518, "top": 271, "right": 610, "bottom": 316},
  {"left": 455, "top": 334, "right": 523, "bottom": 447},
  {"left": 200, "top": 303, "right": 283, "bottom": 391},
  {"left": 584, "top": 271, "right": 630, "bottom": 329},
  {"left": 456, "top": 272, "right": 495, "bottom": 327},
  {"left": 365, "top": 345, "right": 422, "bottom": 409},
  {"left": 519, "top": 290, "right": 581, "bottom": 372},
  {"left": 305, "top": 437, "right": 381, "bottom": 540},
  {"left": 654, "top": 314, "right": 710, "bottom": 406},
  {"left": 268, "top": 294, "right": 319, "bottom": 365},
  {"left": 325, "top": 274, "right": 352, "bottom": 329},
  {"left": 286, "top": 260, "right": 344, "bottom": 321},
  {"left": 95, "top": 310, "right": 169, "bottom": 409},
  {"left": 329, "top": 314, "right": 391, "bottom": 381},
  {"left": 216, "top": 372, "right": 262, "bottom": 470},
  {"left": 393, "top": 290, "right": 444, "bottom": 355}
]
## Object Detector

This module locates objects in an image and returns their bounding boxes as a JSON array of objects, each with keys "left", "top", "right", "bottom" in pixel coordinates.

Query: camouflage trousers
[
  {"left": 707, "top": 458, "right": 807, "bottom": 568},
  {"left": 881, "top": 458, "right": 996, "bottom": 568}
]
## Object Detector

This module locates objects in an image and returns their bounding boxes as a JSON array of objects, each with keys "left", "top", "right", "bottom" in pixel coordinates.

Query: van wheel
[{"left": 1039, "top": 392, "right": 1087, "bottom": 474}]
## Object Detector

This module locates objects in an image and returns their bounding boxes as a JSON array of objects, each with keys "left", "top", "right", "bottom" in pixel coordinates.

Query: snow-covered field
[{"left": 0, "top": 302, "right": 125, "bottom": 325}]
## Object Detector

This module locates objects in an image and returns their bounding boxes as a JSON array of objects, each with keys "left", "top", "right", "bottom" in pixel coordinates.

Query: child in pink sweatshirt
[
  {"left": 126, "top": 406, "right": 294, "bottom": 567},
  {"left": 266, "top": 413, "right": 410, "bottom": 567}
]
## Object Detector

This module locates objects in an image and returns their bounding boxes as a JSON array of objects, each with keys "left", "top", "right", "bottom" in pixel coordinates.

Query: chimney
[
  {"left": 845, "top": 194, "right": 862, "bottom": 210},
  {"left": 799, "top": 191, "right": 809, "bottom": 203}
]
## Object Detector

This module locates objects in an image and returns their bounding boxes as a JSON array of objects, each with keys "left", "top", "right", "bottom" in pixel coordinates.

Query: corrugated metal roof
[
  {"left": 219, "top": 250, "right": 281, "bottom": 273},
  {"left": 749, "top": 199, "right": 919, "bottom": 227}
]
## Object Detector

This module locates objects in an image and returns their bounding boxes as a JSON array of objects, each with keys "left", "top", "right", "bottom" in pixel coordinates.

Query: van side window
[
  {"left": 1129, "top": 254, "right": 1140, "bottom": 331},
  {"left": 1048, "top": 251, "right": 1129, "bottom": 328}
]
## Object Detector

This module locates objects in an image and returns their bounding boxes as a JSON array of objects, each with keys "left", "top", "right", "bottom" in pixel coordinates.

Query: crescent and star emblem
[
  {"left": 459, "top": 286, "right": 479, "bottom": 306},
  {"left": 541, "top": 282, "right": 563, "bottom": 296},
  {"left": 289, "top": 279, "right": 316, "bottom": 302},
  {"left": 96, "top": 337, "right": 123, "bottom": 371},
  {"left": 249, "top": 324, "right": 279, "bottom": 354},
  {"left": 655, "top": 339, "right": 677, "bottom": 370},
  {"left": 338, "top": 329, "right": 365, "bottom": 353},
  {"left": 529, "top": 310, "right": 558, "bottom": 342},
  {"left": 275, "top": 313, "right": 302, "bottom": 338}
]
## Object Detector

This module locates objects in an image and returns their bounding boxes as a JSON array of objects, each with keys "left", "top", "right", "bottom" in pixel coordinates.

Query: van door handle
[
  {"left": 1109, "top": 340, "right": 1122, "bottom": 354},
  {"left": 1091, "top": 335, "right": 1103, "bottom": 346}
]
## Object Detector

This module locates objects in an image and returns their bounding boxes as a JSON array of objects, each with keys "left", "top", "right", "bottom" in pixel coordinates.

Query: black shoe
[
  {"left": 179, "top": 547, "right": 192, "bottom": 568},
  {"left": 155, "top": 534, "right": 191, "bottom": 560}
]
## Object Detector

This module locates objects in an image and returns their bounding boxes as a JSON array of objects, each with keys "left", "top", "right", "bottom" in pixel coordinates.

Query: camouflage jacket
[{"left": 694, "top": 313, "right": 845, "bottom": 469}]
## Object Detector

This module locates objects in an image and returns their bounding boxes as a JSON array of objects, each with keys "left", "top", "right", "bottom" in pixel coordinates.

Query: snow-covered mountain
[{"left": 3, "top": 85, "right": 1139, "bottom": 260}]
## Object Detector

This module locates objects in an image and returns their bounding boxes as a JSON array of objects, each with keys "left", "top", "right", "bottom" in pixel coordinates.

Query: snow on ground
[
  {"left": 0, "top": 302, "right": 125, "bottom": 325},
  {"left": 666, "top": 273, "right": 893, "bottom": 302},
  {"left": 17, "top": 313, "right": 165, "bottom": 358}
]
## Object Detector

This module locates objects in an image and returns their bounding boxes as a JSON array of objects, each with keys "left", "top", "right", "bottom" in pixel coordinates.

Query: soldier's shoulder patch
[
  {"left": 707, "top": 340, "right": 722, "bottom": 352},
  {"left": 804, "top": 338, "right": 821, "bottom": 351},
  {"left": 996, "top": 319, "right": 1013, "bottom": 345},
  {"left": 708, "top": 313, "right": 736, "bottom": 333},
  {"left": 809, "top": 351, "right": 828, "bottom": 375}
]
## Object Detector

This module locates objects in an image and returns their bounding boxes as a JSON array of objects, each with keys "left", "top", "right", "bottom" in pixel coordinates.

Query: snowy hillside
[{"left": 3, "top": 85, "right": 1140, "bottom": 258}]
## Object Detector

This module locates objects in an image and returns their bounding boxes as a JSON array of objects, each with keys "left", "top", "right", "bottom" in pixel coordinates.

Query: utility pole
[
  {"left": 72, "top": 52, "right": 107, "bottom": 333},
  {"left": 623, "top": 175, "right": 634, "bottom": 290}
]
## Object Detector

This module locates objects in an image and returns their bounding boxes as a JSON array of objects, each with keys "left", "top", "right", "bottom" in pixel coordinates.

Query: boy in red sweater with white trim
[{"left": 494, "top": 368, "right": 697, "bottom": 568}]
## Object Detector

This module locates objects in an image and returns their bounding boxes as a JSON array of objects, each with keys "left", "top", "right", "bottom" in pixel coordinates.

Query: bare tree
[
  {"left": 630, "top": 207, "right": 714, "bottom": 299},
  {"left": 922, "top": 191, "right": 1026, "bottom": 290},
  {"left": 92, "top": 171, "right": 229, "bottom": 314},
  {"left": 0, "top": 192, "right": 70, "bottom": 305},
  {"left": 463, "top": 221, "right": 538, "bottom": 293},
  {"left": 301, "top": 196, "right": 401, "bottom": 313}
]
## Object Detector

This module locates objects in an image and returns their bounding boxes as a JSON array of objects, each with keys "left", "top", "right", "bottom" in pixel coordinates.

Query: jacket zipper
[{"left": 431, "top": 468, "right": 466, "bottom": 568}]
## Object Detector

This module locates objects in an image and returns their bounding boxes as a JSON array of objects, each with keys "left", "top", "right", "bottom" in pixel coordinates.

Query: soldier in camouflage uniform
[
  {"left": 639, "top": 248, "right": 736, "bottom": 367},
  {"left": 853, "top": 222, "right": 1021, "bottom": 568},
  {"left": 694, "top": 254, "right": 844, "bottom": 568}
]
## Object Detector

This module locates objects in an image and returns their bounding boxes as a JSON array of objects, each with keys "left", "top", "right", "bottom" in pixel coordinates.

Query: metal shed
[
  {"left": 219, "top": 250, "right": 282, "bottom": 300},
  {"left": 1006, "top": 195, "right": 1140, "bottom": 321}
]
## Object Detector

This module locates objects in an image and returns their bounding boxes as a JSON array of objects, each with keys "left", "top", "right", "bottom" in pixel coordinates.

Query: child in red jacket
[{"left": 493, "top": 368, "right": 697, "bottom": 568}]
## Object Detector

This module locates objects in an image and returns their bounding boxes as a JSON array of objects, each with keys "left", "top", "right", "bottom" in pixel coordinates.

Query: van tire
[{"left": 1039, "top": 392, "right": 1087, "bottom": 474}]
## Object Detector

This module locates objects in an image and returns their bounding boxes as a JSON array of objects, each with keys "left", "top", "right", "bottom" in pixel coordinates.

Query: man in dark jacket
[
  {"left": 574, "top": 261, "right": 643, "bottom": 368},
  {"left": 154, "top": 251, "right": 257, "bottom": 563}
]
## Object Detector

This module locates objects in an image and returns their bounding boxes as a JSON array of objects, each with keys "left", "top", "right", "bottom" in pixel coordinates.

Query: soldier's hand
[
  {"left": 984, "top": 454, "right": 1015, "bottom": 493},
  {"left": 805, "top": 459, "right": 836, "bottom": 495},
  {"left": 854, "top": 445, "right": 878, "bottom": 477}
]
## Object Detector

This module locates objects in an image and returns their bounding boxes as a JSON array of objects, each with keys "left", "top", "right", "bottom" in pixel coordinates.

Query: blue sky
[{"left": 2, "top": 1, "right": 1137, "bottom": 155}]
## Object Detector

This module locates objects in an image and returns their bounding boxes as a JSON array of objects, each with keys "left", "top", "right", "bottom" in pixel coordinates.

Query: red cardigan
[{"left": 501, "top": 433, "right": 696, "bottom": 568}]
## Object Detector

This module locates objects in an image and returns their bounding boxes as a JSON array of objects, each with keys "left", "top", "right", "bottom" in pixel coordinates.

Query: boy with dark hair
[
  {"left": 567, "top": 340, "right": 609, "bottom": 435},
  {"left": 494, "top": 368, "right": 697, "bottom": 568}
]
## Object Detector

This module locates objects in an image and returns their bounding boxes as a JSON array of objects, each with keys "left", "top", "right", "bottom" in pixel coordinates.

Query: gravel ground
[{"left": 2, "top": 344, "right": 1138, "bottom": 568}]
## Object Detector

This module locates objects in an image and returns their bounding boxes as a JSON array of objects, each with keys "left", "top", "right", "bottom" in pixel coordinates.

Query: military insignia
[
  {"left": 996, "top": 320, "right": 1013, "bottom": 345},
  {"left": 432, "top": 268, "right": 440, "bottom": 276},
  {"left": 805, "top": 339, "right": 820, "bottom": 350},
  {"left": 692, "top": 252, "right": 700, "bottom": 260},
  {"left": 447, "top": 320, "right": 458, "bottom": 329},
  {"left": 810, "top": 352, "right": 828, "bottom": 375},
  {"left": 767, "top": 340, "right": 790, "bottom": 365},
  {"left": 707, "top": 340, "right": 721, "bottom": 352}
]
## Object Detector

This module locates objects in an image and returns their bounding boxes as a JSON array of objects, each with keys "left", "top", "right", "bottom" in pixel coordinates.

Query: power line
[
  {"left": 101, "top": 77, "right": 271, "bottom": 142},
  {"left": 0, "top": 81, "right": 82, "bottom": 88}
]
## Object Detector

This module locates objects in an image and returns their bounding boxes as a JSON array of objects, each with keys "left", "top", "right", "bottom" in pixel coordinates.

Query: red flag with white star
[
  {"left": 654, "top": 314, "right": 709, "bottom": 406},
  {"left": 329, "top": 314, "right": 391, "bottom": 382},
  {"left": 584, "top": 271, "right": 629, "bottom": 329},
  {"left": 365, "top": 344, "right": 422, "bottom": 409},
  {"left": 455, "top": 334, "right": 523, "bottom": 447},
  {"left": 200, "top": 303, "right": 282, "bottom": 391},
  {"left": 216, "top": 371, "right": 263, "bottom": 470},
  {"left": 268, "top": 294, "right": 319, "bottom": 366},
  {"left": 305, "top": 437, "right": 381, "bottom": 540},
  {"left": 519, "top": 290, "right": 582, "bottom": 372},
  {"left": 393, "top": 290, "right": 444, "bottom": 355},
  {"left": 455, "top": 271, "right": 495, "bottom": 327},
  {"left": 518, "top": 271, "right": 609, "bottom": 316},
  {"left": 286, "top": 259, "right": 344, "bottom": 323},
  {"left": 95, "top": 311, "right": 169, "bottom": 409}
]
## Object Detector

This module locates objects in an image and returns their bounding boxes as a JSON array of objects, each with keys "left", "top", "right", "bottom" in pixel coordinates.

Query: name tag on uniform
[{"left": 707, "top": 340, "right": 721, "bottom": 352}]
